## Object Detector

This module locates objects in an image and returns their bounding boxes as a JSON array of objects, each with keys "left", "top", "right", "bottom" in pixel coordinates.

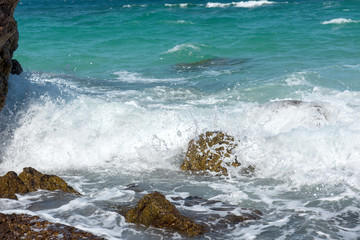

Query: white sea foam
[
  {"left": 322, "top": 18, "right": 359, "bottom": 25},
  {"left": 164, "top": 43, "right": 202, "bottom": 54},
  {"left": 206, "top": 1, "right": 274, "bottom": 8},
  {"left": 165, "top": 3, "right": 189, "bottom": 8},
  {"left": 2, "top": 73, "right": 360, "bottom": 239},
  {"left": 2, "top": 72, "right": 360, "bottom": 189},
  {"left": 285, "top": 71, "right": 312, "bottom": 86},
  {"left": 113, "top": 71, "right": 185, "bottom": 83}
]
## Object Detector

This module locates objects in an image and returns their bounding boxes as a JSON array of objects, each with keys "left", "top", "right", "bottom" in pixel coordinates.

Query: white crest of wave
[
  {"left": 2, "top": 73, "right": 360, "bottom": 189},
  {"left": 165, "top": 3, "right": 189, "bottom": 8},
  {"left": 322, "top": 18, "right": 359, "bottom": 25},
  {"left": 164, "top": 43, "right": 202, "bottom": 54},
  {"left": 285, "top": 71, "right": 312, "bottom": 86},
  {"left": 206, "top": 0, "right": 274, "bottom": 8},
  {"left": 113, "top": 71, "right": 185, "bottom": 83}
]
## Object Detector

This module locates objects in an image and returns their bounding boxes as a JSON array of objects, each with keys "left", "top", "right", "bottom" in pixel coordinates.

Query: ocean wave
[
  {"left": 122, "top": 4, "right": 147, "bottom": 8},
  {"left": 322, "top": 18, "right": 359, "bottom": 25},
  {"left": 206, "top": 1, "right": 274, "bottom": 8},
  {"left": 165, "top": 3, "right": 190, "bottom": 8},
  {"left": 113, "top": 71, "right": 185, "bottom": 83},
  {"left": 164, "top": 43, "right": 203, "bottom": 54}
]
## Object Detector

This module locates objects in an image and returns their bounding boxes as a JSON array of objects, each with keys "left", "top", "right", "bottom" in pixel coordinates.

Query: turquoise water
[{"left": 1, "top": 0, "right": 360, "bottom": 239}]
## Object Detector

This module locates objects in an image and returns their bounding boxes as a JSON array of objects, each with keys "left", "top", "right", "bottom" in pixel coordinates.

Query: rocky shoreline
[{"left": 0, "top": 131, "right": 262, "bottom": 238}]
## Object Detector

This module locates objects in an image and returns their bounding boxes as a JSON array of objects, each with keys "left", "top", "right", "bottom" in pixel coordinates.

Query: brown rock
[
  {"left": 181, "top": 131, "right": 240, "bottom": 175},
  {"left": 0, "top": 171, "right": 29, "bottom": 200},
  {"left": 0, "top": 0, "right": 20, "bottom": 110},
  {"left": 18, "top": 167, "right": 81, "bottom": 196},
  {"left": 0, "top": 213, "right": 105, "bottom": 240},
  {"left": 125, "top": 192, "right": 204, "bottom": 237}
]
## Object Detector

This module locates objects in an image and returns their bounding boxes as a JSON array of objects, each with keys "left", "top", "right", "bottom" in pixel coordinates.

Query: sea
[{"left": 1, "top": 0, "right": 360, "bottom": 239}]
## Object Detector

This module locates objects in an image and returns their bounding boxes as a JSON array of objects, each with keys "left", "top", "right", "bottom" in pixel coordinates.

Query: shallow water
[{"left": 1, "top": 0, "right": 360, "bottom": 239}]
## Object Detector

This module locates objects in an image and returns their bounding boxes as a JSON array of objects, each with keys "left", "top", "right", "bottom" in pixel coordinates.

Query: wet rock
[
  {"left": 0, "top": 167, "right": 81, "bottom": 199},
  {"left": 0, "top": 0, "right": 20, "bottom": 110},
  {"left": 0, "top": 171, "right": 29, "bottom": 200},
  {"left": 125, "top": 192, "right": 204, "bottom": 237},
  {"left": 170, "top": 195, "right": 262, "bottom": 231},
  {"left": 10, "top": 58, "right": 22, "bottom": 75},
  {"left": 18, "top": 167, "right": 81, "bottom": 196},
  {"left": 181, "top": 131, "right": 241, "bottom": 175},
  {"left": 0, "top": 212, "right": 105, "bottom": 240}
]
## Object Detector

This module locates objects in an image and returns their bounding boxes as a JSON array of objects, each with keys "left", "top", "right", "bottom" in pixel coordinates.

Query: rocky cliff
[{"left": 0, "top": 0, "right": 21, "bottom": 110}]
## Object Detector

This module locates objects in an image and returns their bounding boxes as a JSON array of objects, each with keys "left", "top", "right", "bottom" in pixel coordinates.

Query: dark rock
[
  {"left": 18, "top": 167, "right": 81, "bottom": 196},
  {"left": 0, "top": 171, "right": 29, "bottom": 200},
  {"left": 125, "top": 192, "right": 204, "bottom": 237},
  {"left": 181, "top": 131, "right": 240, "bottom": 175},
  {"left": 0, "top": 0, "right": 20, "bottom": 110},
  {"left": 174, "top": 57, "right": 248, "bottom": 72},
  {"left": 0, "top": 167, "right": 81, "bottom": 199},
  {"left": 10, "top": 58, "right": 22, "bottom": 75},
  {"left": 0, "top": 212, "right": 105, "bottom": 240},
  {"left": 169, "top": 195, "right": 262, "bottom": 231}
]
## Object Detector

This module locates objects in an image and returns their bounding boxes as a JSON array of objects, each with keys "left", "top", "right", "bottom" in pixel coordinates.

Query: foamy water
[{"left": 322, "top": 18, "right": 359, "bottom": 25}]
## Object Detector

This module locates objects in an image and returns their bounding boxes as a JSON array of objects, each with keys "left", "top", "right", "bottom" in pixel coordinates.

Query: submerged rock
[
  {"left": 0, "top": 213, "right": 105, "bottom": 240},
  {"left": 0, "top": 0, "right": 20, "bottom": 110},
  {"left": 18, "top": 167, "right": 81, "bottom": 195},
  {"left": 267, "top": 100, "right": 329, "bottom": 127},
  {"left": 125, "top": 192, "right": 204, "bottom": 237},
  {"left": 174, "top": 57, "right": 248, "bottom": 72},
  {"left": 0, "top": 171, "right": 29, "bottom": 200},
  {"left": 170, "top": 195, "right": 262, "bottom": 230},
  {"left": 0, "top": 167, "right": 81, "bottom": 199},
  {"left": 181, "top": 131, "right": 241, "bottom": 175}
]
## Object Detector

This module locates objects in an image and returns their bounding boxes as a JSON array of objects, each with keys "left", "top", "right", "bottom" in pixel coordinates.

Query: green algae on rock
[
  {"left": 125, "top": 192, "right": 204, "bottom": 237},
  {"left": 181, "top": 131, "right": 241, "bottom": 175},
  {"left": 0, "top": 213, "right": 105, "bottom": 240},
  {"left": 0, "top": 167, "right": 81, "bottom": 199},
  {"left": 0, "top": 171, "right": 29, "bottom": 200}
]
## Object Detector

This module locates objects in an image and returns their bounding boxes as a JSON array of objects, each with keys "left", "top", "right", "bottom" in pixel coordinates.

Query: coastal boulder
[
  {"left": 18, "top": 167, "right": 81, "bottom": 196},
  {"left": 0, "top": 0, "right": 21, "bottom": 110},
  {"left": 0, "top": 213, "right": 105, "bottom": 240},
  {"left": 0, "top": 171, "right": 29, "bottom": 200},
  {"left": 125, "top": 192, "right": 204, "bottom": 237},
  {"left": 0, "top": 167, "right": 81, "bottom": 199},
  {"left": 181, "top": 131, "right": 240, "bottom": 175}
]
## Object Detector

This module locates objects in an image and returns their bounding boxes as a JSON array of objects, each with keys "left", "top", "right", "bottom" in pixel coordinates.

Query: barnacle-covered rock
[
  {"left": 18, "top": 167, "right": 81, "bottom": 196},
  {"left": 125, "top": 192, "right": 204, "bottom": 237},
  {"left": 0, "top": 171, "right": 29, "bottom": 200},
  {"left": 0, "top": 213, "right": 105, "bottom": 240},
  {"left": 0, "top": 167, "right": 80, "bottom": 199},
  {"left": 181, "top": 131, "right": 241, "bottom": 175}
]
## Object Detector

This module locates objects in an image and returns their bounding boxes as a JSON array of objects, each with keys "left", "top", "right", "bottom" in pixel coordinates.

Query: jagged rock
[
  {"left": 0, "top": 213, "right": 105, "bottom": 240},
  {"left": 0, "top": 0, "right": 20, "bottom": 110},
  {"left": 10, "top": 58, "right": 22, "bottom": 75},
  {"left": 0, "top": 171, "right": 29, "bottom": 200},
  {"left": 18, "top": 167, "right": 81, "bottom": 196},
  {"left": 0, "top": 167, "right": 81, "bottom": 199},
  {"left": 181, "top": 131, "right": 241, "bottom": 175},
  {"left": 125, "top": 192, "right": 204, "bottom": 237}
]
